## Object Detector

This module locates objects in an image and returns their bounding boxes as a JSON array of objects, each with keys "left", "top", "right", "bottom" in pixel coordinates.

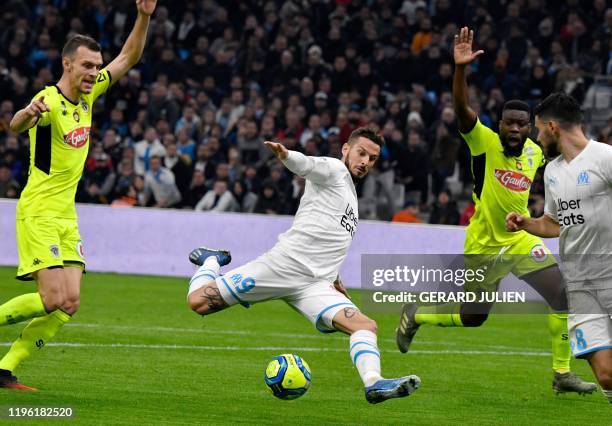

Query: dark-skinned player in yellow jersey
[
  {"left": 0, "top": 0, "right": 157, "bottom": 391},
  {"left": 396, "top": 27, "right": 597, "bottom": 395}
]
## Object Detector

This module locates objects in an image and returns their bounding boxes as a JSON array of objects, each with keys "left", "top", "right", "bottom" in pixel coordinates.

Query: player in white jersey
[
  {"left": 506, "top": 92, "right": 612, "bottom": 404},
  {"left": 186, "top": 128, "right": 420, "bottom": 404}
]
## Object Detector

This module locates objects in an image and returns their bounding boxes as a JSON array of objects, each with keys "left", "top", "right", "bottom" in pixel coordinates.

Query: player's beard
[
  {"left": 539, "top": 131, "right": 561, "bottom": 159},
  {"left": 543, "top": 140, "right": 561, "bottom": 159},
  {"left": 501, "top": 139, "right": 525, "bottom": 157},
  {"left": 344, "top": 157, "right": 361, "bottom": 182}
]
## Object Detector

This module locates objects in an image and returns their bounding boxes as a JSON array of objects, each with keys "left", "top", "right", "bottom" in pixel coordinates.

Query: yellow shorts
[
  {"left": 464, "top": 232, "right": 557, "bottom": 292},
  {"left": 16, "top": 217, "right": 86, "bottom": 280}
]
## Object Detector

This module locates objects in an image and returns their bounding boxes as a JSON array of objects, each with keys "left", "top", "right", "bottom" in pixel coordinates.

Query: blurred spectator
[
  {"left": 184, "top": 170, "right": 208, "bottom": 209},
  {"left": 229, "top": 180, "right": 258, "bottom": 213},
  {"left": 134, "top": 126, "right": 166, "bottom": 176},
  {"left": 143, "top": 156, "right": 181, "bottom": 208},
  {"left": 163, "top": 142, "right": 192, "bottom": 202},
  {"left": 429, "top": 190, "right": 460, "bottom": 225},
  {"left": 396, "top": 131, "right": 429, "bottom": 206},
  {"left": 80, "top": 144, "right": 116, "bottom": 204},
  {"left": 195, "top": 180, "right": 234, "bottom": 212},
  {"left": 392, "top": 200, "right": 423, "bottom": 224},
  {"left": 112, "top": 158, "right": 137, "bottom": 202},
  {"left": 254, "top": 181, "right": 282, "bottom": 215},
  {"left": 111, "top": 184, "right": 139, "bottom": 208},
  {"left": 147, "top": 82, "right": 180, "bottom": 127},
  {"left": 0, "top": 161, "right": 19, "bottom": 198},
  {"left": 176, "top": 127, "right": 196, "bottom": 163},
  {"left": 1, "top": 0, "right": 609, "bottom": 222},
  {"left": 236, "top": 119, "right": 264, "bottom": 164},
  {"left": 430, "top": 113, "right": 460, "bottom": 196}
]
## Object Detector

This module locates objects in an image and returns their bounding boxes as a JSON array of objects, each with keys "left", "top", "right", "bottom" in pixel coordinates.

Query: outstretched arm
[
  {"left": 106, "top": 0, "right": 157, "bottom": 82},
  {"left": 264, "top": 141, "right": 342, "bottom": 185},
  {"left": 506, "top": 212, "right": 560, "bottom": 238},
  {"left": 452, "top": 27, "right": 484, "bottom": 133}
]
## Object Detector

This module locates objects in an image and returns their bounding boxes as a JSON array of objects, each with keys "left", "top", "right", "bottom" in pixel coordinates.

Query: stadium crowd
[{"left": 0, "top": 0, "right": 611, "bottom": 223}]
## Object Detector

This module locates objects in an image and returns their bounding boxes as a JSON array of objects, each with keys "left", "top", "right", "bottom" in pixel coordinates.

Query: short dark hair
[
  {"left": 348, "top": 127, "right": 385, "bottom": 146},
  {"left": 62, "top": 34, "right": 101, "bottom": 58},
  {"left": 534, "top": 92, "right": 583, "bottom": 127},
  {"left": 503, "top": 99, "right": 531, "bottom": 115}
]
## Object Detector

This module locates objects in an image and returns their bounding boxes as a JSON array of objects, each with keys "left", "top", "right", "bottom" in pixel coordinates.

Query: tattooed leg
[
  {"left": 188, "top": 282, "right": 229, "bottom": 315},
  {"left": 331, "top": 308, "right": 378, "bottom": 335}
]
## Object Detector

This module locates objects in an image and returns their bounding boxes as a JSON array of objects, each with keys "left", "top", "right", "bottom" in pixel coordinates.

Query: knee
[
  {"left": 594, "top": 366, "right": 612, "bottom": 389},
  {"left": 40, "top": 291, "right": 65, "bottom": 312},
  {"left": 62, "top": 297, "right": 80, "bottom": 316},
  {"left": 361, "top": 319, "right": 378, "bottom": 334},
  {"left": 461, "top": 314, "right": 488, "bottom": 327},
  {"left": 188, "top": 292, "right": 212, "bottom": 316}
]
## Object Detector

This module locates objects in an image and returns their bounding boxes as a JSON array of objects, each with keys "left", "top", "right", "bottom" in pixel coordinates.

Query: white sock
[
  {"left": 603, "top": 389, "right": 612, "bottom": 404},
  {"left": 187, "top": 257, "right": 221, "bottom": 296},
  {"left": 349, "top": 329, "right": 382, "bottom": 387},
  {"left": 203, "top": 256, "right": 221, "bottom": 275}
]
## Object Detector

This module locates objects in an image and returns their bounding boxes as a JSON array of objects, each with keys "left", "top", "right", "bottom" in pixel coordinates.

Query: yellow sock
[
  {"left": 415, "top": 304, "right": 463, "bottom": 327},
  {"left": 0, "top": 310, "right": 71, "bottom": 372},
  {"left": 0, "top": 293, "right": 47, "bottom": 326},
  {"left": 548, "top": 312, "right": 571, "bottom": 373}
]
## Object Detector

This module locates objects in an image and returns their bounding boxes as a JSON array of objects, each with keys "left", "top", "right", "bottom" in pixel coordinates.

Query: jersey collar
[{"left": 54, "top": 85, "right": 79, "bottom": 106}]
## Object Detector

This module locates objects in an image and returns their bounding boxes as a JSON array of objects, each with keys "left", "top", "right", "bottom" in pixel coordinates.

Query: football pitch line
[
  {"left": 0, "top": 341, "right": 551, "bottom": 357},
  {"left": 64, "top": 322, "right": 533, "bottom": 351}
]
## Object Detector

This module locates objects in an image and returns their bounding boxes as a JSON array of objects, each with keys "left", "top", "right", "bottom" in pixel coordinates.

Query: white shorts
[
  {"left": 567, "top": 286, "right": 612, "bottom": 358},
  {"left": 212, "top": 255, "right": 357, "bottom": 333}
]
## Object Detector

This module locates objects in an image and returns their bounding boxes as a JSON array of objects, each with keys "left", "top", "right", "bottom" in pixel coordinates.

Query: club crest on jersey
[
  {"left": 494, "top": 169, "right": 531, "bottom": 192},
  {"left": 576, "top": 171, "right": 589, "bottom": 185},
  {"left": 515, "top": 160, "right": 522, "bottom": 170},
  {"left": 73, "top": 110, "right": 80, "bottom": 122},
  {"left": 529, "top": 244, "right": 548, "bottom": 262},
  {"left": 64, "top": 126, "right": 90, "bottom": 148},
  {"left": 80, "top": 99, "right": 89, "bottom": 112},
  {"left": 50, "top": 245, "right": 60, "bottom": 258}
]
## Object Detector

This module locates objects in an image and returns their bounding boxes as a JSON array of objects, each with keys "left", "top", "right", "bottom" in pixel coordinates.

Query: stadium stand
[{"left": 0, "top": 0, "right": 610, "bottom": 221}]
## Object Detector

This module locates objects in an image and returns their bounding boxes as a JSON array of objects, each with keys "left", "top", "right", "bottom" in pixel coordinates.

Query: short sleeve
[
  {"left": 459, "top": 118, "right": 498, "bottom": 156},
  {"left": 597, "top": 143, "right": 612, "bottom": 186},
  {"left": 91, "top": 68, "right": 112, "bottom": 101},
  {"left": 543, "top": 168, "right": 558, "bottom": 222}
]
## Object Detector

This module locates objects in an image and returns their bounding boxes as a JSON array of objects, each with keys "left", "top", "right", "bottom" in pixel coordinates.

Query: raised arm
[
  {"left": 106, "top": 0, "right": 157, "bottom": 82},
  {"left": 264, "top": 141, "right": 343, "bottom": 185},
  {"left": 452, "top": 27, "right": 484, "bottom": 133}
]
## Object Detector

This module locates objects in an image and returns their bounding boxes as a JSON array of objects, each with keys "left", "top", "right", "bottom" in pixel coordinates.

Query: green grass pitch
[{"left": 0, "top": 266, "right": 608, "bottom": 425}]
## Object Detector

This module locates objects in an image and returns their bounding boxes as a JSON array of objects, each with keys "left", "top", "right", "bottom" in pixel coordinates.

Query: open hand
[
  {"left": 454, "top": 27, "right": 484, "bottom": 65},
  {"left": 264, "top": 141, "right": 289, "bottom": 160}
]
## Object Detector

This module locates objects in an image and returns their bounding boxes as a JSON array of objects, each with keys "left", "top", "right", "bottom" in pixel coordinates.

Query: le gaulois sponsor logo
[
  {"left": 64, "top": 126, "right": 90, "bottom": 148},
  {"left": 494, "top": 169, "right": 532, "bottom": 191}
]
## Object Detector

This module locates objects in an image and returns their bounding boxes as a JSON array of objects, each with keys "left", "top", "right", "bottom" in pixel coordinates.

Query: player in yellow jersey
[
  {"left": 396, "top": 27, "right": 597, "bottom": 394},
  {"left": 0, "top": 0, "right": 157, "bottom": 391}
]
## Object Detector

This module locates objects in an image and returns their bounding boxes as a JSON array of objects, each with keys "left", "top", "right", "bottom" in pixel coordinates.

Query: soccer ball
[{"left": 264, "top": 354, "right": 311, "bottom": 400}]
